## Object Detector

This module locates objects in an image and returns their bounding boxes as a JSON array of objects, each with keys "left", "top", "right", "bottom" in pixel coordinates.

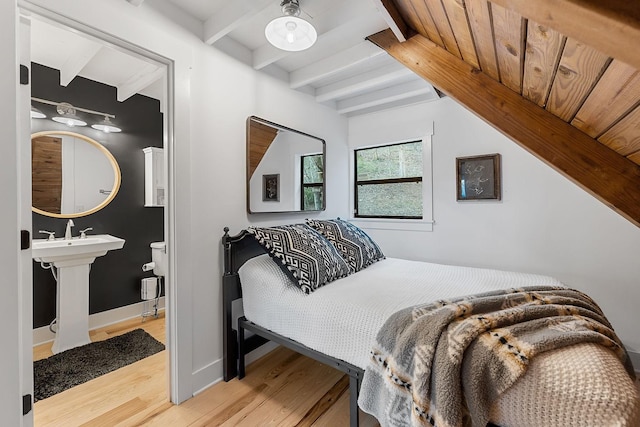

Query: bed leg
[
  {"left": 349, "top": 373, "right": 360, "bottom": 427},
  {"left": 238, "top": 320, "right": 246, "bottom": 379}
]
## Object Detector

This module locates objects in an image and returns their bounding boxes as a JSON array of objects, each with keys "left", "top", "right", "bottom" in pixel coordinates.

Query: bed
[{"left": 221, "top": 221, "right": 639, "bottom": 427}]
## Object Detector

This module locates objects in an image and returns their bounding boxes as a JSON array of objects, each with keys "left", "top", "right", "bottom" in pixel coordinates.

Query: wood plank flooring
[
  {"left": 34, "top": 313, "right": 169, "bottom": 426},
  {"left": 33, "top": 313, "right": 378, "bottom": 426}
]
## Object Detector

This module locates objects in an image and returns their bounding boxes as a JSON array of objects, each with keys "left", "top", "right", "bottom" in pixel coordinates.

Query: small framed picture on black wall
[
  {"left": 262, "top": 174, "right": 280, "bottom": 202},
  {"left": 456, "top": 153, "right": 501, "bottom": 201}
]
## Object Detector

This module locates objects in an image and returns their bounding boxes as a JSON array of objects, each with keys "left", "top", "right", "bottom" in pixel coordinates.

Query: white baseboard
[
  {"left": 192, "top": 342, "right": 279, "bottom": 396},
  {"left": 33, "top": 297, "right": 166, "bottom": 346}
]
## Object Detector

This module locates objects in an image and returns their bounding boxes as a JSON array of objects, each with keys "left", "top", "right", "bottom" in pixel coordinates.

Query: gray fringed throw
[{"left": 358, "top": 286, "right": 634, "bottom": 427}]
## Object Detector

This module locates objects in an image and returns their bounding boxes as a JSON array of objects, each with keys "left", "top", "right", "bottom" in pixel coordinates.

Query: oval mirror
[
  {"left": 31, "top": 130, "right": 121, "bottom": 218},
  {"left": 247, "top": 116, "right": 325, "bottom": 214}
]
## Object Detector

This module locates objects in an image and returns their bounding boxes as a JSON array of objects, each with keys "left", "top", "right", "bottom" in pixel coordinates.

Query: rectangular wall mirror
[{"left": 247, "top": 116, "right": 325, "bottom": 214}]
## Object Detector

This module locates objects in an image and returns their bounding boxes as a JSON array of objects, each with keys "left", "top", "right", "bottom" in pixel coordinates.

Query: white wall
[
  {"left": 348, "top": 97, "right": 640, "bottom": 353},
  {"left": 0, "top": 1, "right": 25, "bottom": 423},
  {"left": 188, "top": 39, "right": 348, "bottom": 390}
]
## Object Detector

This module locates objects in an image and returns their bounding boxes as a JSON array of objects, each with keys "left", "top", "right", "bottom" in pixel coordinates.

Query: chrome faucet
[
  {"left": 39, "top": 230, "right": 55, "bottom": 241},
  {"left": 64, "top": 219, "right": 74, "bottom": 240}
]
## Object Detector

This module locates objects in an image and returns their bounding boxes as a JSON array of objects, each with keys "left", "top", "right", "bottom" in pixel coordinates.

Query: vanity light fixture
[
  {"left": 51, "top": 102, "right": 87, "bottom": 127},
  {"left": 265, "top": 0, "right": 317, "bottom": 52},
  {"left": 31, "top": 105, "right": 46, "bottom": 119},
  {"left": 91, "top": 116, "right": 122, "bottom": 133},
  {"left": 31, "top": 97, "right": 121, "bottom": 133}
]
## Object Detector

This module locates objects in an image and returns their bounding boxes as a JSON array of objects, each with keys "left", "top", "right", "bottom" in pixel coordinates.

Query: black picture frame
[
  {"left": 456, "top": 153, "right": 501, "bottom": 201},
  {"left": 262, "top": 174, "right": 280, "bottom": 202}
]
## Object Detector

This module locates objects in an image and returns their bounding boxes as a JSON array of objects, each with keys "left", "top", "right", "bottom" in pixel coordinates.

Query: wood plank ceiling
[{"left": 371, "top": 0, "right": 640, "bottom": 227}]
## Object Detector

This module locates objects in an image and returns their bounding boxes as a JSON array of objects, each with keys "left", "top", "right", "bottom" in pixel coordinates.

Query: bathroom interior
[{"left": 29, "top": 15, "right": 169, "bottom": 420}]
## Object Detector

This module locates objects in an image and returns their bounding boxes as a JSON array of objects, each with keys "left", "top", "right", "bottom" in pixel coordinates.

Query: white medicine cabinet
[{"left": 143, "top": 147, "right": 165, "bottom": 207}]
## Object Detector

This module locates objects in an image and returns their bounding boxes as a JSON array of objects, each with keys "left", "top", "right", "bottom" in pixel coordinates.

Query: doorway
[{"left": 21, "top": 9, "right": 175, "bottom": 423}]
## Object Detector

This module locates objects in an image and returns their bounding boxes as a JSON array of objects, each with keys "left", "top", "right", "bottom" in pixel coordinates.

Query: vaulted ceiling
[
  {"left": 28, "top": 0, "right": 640, "bottom": 226},
  {"left": 371, "top": 0, "right": 640, "bottom": 227}
]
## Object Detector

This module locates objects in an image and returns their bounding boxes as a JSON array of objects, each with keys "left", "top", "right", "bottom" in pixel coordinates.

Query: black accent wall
[{"left": 31, "top": 63, "right": 164, "bottom": 329}]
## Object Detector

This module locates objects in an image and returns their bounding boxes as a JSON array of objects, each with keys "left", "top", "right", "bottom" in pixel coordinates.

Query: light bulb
[{"left": 286, "top": 21, "right": 297, "bottom": 44}]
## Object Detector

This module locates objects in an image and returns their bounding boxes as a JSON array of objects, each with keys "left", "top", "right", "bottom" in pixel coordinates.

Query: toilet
[{"left": 150, "top": 241, "right": 167, "bottom": 276}]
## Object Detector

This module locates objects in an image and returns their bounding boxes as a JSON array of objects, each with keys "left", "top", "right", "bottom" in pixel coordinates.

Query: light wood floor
[
  {"left": 33, "top": 313, "right": 377, "bottom": 426},
  {"left": 34, "top": 313, "right": 169, "bottom": 426},
  {"left": 33, "top": 315, "right": 639, "bottom": 426}
]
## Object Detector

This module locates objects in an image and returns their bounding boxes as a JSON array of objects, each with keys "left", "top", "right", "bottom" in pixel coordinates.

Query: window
[
  {"left": 301, "top": 154, "right": 323, "bottom": 210},
  {"left": 354, "top": 141, "right": 423, "bottom": 219}
]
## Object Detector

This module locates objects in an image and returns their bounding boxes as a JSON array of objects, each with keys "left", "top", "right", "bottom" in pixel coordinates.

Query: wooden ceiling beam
[
  {"left": 488, "top": 0, "right": 640, "bottom": 70},
  {"left": 368, "top": 29, "right": 640, "bottom": 227}
]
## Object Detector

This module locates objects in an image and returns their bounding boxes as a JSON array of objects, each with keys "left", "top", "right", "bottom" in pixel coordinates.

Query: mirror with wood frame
[
  {"left": 31, "top": 130, "right": 121, "bottom": 218},
  {"left": 246, "top": 116, "right": 325, "bottom": 214}
]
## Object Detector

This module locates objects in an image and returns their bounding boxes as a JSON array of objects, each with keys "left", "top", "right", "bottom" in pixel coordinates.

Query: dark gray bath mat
[{"left": 34, "top": 328, "right": 165, "bottom": 402}]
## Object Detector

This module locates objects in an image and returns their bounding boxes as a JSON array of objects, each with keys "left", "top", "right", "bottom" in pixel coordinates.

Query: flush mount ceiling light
[
  {"left": 265, "top": 0, "right": 317, "bottom": 52},
  {"left": 31, "top": 105, "right": 46, "bottom": 119},
  {"left": 51, "top": 102, "right": 87, "bottom": 127},
  {"left": 91, "top": 116, "right": 122, "bottom": 133}
]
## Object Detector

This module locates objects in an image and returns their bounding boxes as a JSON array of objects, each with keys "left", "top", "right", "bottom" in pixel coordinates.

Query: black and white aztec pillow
[
  {"left": 306, "top": 218, "right": 385, "bottom": 273},
  {"left": 248, "top": 224, "right": 351, "bottom": 294}
]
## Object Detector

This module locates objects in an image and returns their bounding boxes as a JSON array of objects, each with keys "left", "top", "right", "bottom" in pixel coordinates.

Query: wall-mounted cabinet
[{"left": 143, "top": 147, "right": 165, "bottom": 207}]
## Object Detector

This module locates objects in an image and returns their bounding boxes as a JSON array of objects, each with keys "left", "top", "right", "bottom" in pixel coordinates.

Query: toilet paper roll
[
  {"left": 141, "top": 277, "right": 158, "bottom": 300},
  {"left": 142, "top": 262, "right": 156, "bottom": 272}
]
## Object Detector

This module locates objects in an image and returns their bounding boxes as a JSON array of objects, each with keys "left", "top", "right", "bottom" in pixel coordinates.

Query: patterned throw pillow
[
  {"left": 306, "top": 218, "right": 385, "bottom": 273},
  {"left": 248, "top": 224, "right": 351, "bottom": 294}
]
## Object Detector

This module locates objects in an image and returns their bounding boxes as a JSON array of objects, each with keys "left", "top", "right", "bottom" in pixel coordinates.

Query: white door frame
[
  {"left": 19, "top": 14, "right": 35, "bottom": 427},
  {"left": 17, "top": 1, "right": 191, "bottom": 405},
  {"left": 1, "top": 1, "right": 29, "bottom": 424}
]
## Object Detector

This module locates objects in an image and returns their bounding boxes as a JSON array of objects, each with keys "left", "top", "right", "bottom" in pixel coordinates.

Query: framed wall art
[
  {"left": 456, "top": 153, "right": 501, "bottom": 201},
  {"left": 262, "top": 173, "right": 280, "bottom": 202}
]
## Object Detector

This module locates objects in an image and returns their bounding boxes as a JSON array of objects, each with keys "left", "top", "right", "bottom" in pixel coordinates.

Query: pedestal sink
[{"left": 33, "top": 234, "right": 125, "bottom": 354}]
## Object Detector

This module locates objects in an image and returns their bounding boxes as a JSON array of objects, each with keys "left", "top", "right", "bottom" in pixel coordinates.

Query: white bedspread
[
  {"left": 238, "top": 255, "right": 563, "bottom": 369},
  {"left": 239, "top": 255, "right": 640, "bottom": 426}
]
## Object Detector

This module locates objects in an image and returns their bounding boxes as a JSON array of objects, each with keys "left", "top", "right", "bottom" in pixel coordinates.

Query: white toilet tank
[{"left": 150, "top": 241, "right": 167, "bottom": 276}]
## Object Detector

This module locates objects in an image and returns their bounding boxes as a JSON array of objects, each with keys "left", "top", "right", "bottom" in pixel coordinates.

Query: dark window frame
[
  {"left": 354, "top": 140, "right": 423, "bottom": 220},
  {"left": 301, "top": 153, "right": 324, "bottom": 211}
]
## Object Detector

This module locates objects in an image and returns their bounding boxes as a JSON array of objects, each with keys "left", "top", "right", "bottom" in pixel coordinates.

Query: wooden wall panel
[
  {"left": 488, "top": 0, "right": 640, "bottom": 71},
  {"left": 423, "top": 0, "right": 462, "bottom": 58},
  {"left": 465, "top": 0, "right": 499, "bottom": 80},
  {"left": 572, "top": 60, "right": 640, "bottom": 137},
  {"left": 411, "top": 0, "right": 445, "bottom": 48},
  {"left": 441, "top": 0, "right": 479, "bottom": 67},
  {"left": 546, "top": 39, "right": 610, "bottom": 122},
  {"left": 31, "top": 135, "right": 62, "bottom": 214},
  {"left": 248, "top": 120, "right": 278, "bottom": 179},
  {"left": 522, "top": 22, "right": 564, "bottom": 107},
  {"left": 394, "top": 0, "right": 428, "bottom": 41},
  {"left": 491, "top": 3, "right": 525, "bottom": 93},
  {"left": 599, "top": 106, "right": 640, "bottom": 156}
]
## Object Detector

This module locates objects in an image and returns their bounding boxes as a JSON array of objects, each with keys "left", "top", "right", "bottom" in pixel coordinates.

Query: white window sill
[{"left": 349, "top": 218, "right": 434, "bottom": 232}]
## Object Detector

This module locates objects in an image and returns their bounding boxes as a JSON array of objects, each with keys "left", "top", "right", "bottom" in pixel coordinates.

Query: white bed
[
  {"left": 239, "top": 255, "right": 565, "bottom": 369},
  {"left": 238, "top": 254, "right": 640, "bottom": 427}
]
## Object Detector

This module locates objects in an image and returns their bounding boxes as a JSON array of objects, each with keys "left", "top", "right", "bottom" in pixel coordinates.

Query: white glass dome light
[
  {"left": 51, "top": 102, "right": 87, "bottom": 127},
  {"left": 31, "top": 105, "right": 46, "bottom": 119},
  {"left": 92, "top": 116, "right": 122, "bottom": 133},
  {"left": 265, "top": 0, "right": 317, "bottom": 52}
]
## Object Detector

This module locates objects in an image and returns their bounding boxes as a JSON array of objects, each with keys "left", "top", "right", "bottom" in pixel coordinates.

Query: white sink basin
[{"left": 33, "top": 234, "right": 125, "bottom": 266}]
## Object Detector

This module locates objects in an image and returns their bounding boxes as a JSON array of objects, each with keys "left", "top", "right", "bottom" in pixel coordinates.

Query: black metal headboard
[
  {"left": 223, "top": 227, "right": 266, "bottom": 275},
  {"left": 221, "top": 227, "right": 268, "bottom": 381}
]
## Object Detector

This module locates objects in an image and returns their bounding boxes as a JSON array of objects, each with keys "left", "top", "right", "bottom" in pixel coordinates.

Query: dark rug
[{"left": 34, "top": 328, "right": 165, "bottom": 402}]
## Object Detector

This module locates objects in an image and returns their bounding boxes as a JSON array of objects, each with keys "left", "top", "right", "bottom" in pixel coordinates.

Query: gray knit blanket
[{"left": 358, "top": 286, "right": 635, "bottom": 427}]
